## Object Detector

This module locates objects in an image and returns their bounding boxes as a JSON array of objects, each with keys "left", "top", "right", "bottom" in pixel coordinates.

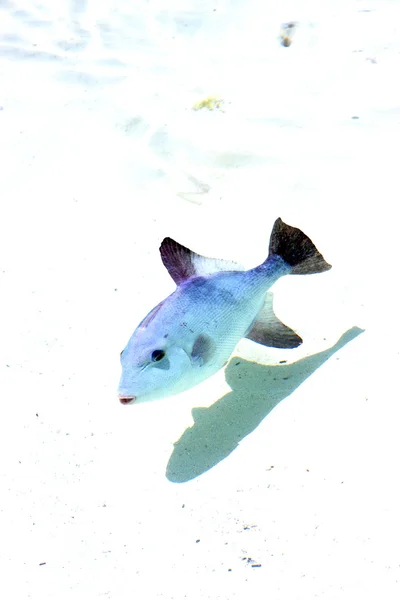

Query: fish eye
[{"left": 151, "top": 349, "right": 165, "bottom": 362}]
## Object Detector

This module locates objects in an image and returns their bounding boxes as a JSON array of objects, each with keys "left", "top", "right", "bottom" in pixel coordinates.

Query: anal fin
[{"left": 246, "top": 293, "right": 302, "bottom": 349}]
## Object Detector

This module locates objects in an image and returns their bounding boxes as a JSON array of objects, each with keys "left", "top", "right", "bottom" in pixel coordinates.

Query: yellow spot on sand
[{"left": 192, "top": 96, "right": 224, "bottom": 112}]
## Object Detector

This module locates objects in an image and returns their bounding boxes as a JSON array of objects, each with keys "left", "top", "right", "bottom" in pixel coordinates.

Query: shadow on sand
[{"left": 166, "top": 326, "right": 363, "bottom": 483}]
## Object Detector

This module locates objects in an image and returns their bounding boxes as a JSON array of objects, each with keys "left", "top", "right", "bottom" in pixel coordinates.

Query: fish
[{"left": 118, "top": 218, "right": 331, "bottom": 405}]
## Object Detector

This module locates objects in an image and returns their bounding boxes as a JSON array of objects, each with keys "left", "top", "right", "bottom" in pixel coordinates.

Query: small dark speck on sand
[
  {"left": 182, "top": 504, "right": 185, "bottom": 508},
  {"left": 228, "top": 568, "right": 232, "bottom": 571},
  {"left": 279, "top": 360, "right": 287, "bottom": 364},
  {"left": 251, "top": 564, "right": 262, "bottom": 568},
  {"left": 280, "top": 21, "right": 297, "bottom": 47},
  {"left": 196, "top": 539, "right": 200, "bottom": 543},
  {"left": 39, "top": 562, "right": 46, "bottom": 566}
]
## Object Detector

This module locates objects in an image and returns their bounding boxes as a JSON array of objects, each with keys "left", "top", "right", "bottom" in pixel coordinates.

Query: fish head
[
  {"left": 118, "top": 329, "right": 193, "bottom": 404},
  {"left": 118, "top": 283, "right": 220, "bottom": 404}
]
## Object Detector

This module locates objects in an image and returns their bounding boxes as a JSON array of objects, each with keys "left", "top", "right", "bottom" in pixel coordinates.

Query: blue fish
[{"left": 119, "top": 218, "right": 331, "bottom": 404}]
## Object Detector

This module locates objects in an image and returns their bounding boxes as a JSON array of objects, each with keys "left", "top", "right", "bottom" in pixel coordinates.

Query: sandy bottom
[{"left": 1, "top": 1, "right": 400, "bottom": 599}]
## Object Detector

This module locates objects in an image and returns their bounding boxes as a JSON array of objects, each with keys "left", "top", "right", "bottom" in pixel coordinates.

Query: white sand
[{"left": 1, "top": 1, "right": 400, "bottom": 598}]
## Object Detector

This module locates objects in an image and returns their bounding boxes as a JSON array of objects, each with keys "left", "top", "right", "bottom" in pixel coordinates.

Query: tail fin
[{"left": 269, "top": 218, "right": 332, "bottom": 275}]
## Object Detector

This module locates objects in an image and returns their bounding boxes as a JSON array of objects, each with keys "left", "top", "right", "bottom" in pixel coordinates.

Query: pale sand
[{"left": 1, "top": 1, "right": 399, "bottom": 599}]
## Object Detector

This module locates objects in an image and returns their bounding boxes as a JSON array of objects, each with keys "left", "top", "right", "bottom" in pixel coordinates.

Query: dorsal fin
[{"left": 159, "top": 238, "right": 243, "bottom": 285}]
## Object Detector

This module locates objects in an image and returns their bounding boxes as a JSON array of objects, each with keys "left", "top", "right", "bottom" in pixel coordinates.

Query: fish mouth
[{"left": 119, "top": 395, "right": 137, "bottom": 405}]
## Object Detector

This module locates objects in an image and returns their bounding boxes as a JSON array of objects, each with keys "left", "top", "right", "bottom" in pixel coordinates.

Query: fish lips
[{"left": 119, "top": 395, "right": 137, "bottom": 405}]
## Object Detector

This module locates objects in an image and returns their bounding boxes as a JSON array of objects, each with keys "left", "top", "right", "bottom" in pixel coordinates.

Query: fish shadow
[{"left": 166, "top": 326, "right": 363, "bottom": 483}]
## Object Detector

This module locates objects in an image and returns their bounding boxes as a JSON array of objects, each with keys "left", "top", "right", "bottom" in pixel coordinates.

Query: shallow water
[{"left": 1, "top": 2, "right": 400, "bottom": 599}]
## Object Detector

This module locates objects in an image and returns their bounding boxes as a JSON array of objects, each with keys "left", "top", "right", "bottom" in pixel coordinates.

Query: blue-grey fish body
[{"left": 118, "top": 219, "right": 331, "bottom": 404}]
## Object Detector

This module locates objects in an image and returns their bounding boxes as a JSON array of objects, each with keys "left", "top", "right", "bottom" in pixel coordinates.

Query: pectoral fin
[
  {"left": 191, "top": 333, "right": 216, "bottom": 366},
  {"left": 246, "top": 293, "right": 302, "bottom": 349}
]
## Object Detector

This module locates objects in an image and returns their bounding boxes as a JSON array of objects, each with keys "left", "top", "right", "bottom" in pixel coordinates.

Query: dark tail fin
[{"left": 269, "top": 218, "right": 332, "bottom": 274}]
